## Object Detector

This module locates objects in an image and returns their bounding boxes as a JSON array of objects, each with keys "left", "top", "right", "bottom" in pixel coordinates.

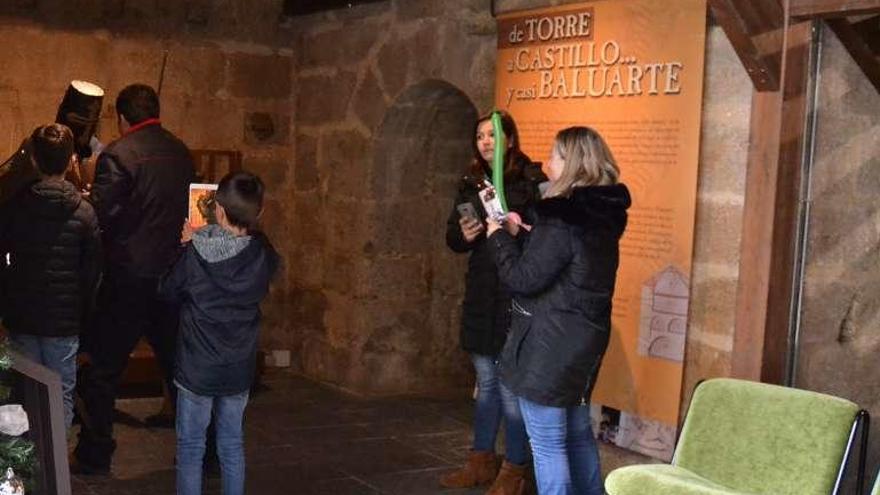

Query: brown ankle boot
[
  {"left": 485, "top": 460, "right": 528, "bottom": 495},
  {"left": 440, "top": 450, "right": 498, "bottom": 488}
]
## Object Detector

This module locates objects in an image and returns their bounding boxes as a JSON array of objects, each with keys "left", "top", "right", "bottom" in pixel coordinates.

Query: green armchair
[{"left": 605, "top": 378, "right": 868, "bottom": 495}]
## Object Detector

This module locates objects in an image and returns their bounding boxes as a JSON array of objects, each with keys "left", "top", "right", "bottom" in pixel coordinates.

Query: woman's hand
[
  {"left": 504, "top": 211, "right": 531, "bottom": 236},
  {"left": 487, "top": 213, "right": 531, "bottom": 238},
  {"left": 459, "top": 216, "right": 485, "bottom": 243},
  {"left": 486, "top": 217, "right": 502, "bottom": 237}
]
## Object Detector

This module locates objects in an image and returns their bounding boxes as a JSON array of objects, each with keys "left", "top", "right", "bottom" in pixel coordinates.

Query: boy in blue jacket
[{"left": 159, "top": 171, "right": 278, "bottom": 495}]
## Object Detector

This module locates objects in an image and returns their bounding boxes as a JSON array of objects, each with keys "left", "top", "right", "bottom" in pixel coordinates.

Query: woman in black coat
[
  {"left": 487, "top": 127, "right": 630, "bottom": 495},
  {"left": 442, "top": 111, "right": 545, "bottom": 493}
]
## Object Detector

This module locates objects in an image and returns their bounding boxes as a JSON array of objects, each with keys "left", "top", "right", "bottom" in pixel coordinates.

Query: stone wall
[
  {"left": 797, "top": 23, "right": 880, "bottom": 476},
  {"left": 284, "top": 0, "right": 495, "bottom": 394}
]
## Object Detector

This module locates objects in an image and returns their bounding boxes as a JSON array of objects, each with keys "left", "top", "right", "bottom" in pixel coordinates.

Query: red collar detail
[{"left": 124, "top": 118, "right": 161, "bottom": 136}]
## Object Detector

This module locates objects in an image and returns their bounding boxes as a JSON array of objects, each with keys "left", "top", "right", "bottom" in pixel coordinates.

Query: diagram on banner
[{"left": 637, "top": 266, "right": 690, "bottom": 362}]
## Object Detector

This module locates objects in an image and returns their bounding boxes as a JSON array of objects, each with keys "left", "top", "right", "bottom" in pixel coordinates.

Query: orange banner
[{"left": 495, "top": 0, "right": 706, "bottom": 460}]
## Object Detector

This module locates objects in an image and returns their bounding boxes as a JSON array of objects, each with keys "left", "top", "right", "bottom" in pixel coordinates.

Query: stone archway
[{"left": 355, "top": 79, "right": 478, "bottom": 394}]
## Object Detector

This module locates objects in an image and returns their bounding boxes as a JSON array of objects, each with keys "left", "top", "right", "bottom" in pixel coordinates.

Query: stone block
[
  {"left": 362, "top": 314, "right": 425, "bottom": 357},
  {"left": 696, "top": 123, "right": 748, "bottom": 196},
  {"left": 692, "top": 203, "right": 743, "bottom": 264},
  {"left": 243, "top": 156, "right": 289, "bottom": 191},
  {"left": 296, "top": 71, "right": 357, "bottom": 125},
  {"left": 372, "top": 199, "right": 435, "bottom": 255},
  {"left": 406, "top": 22, "right": 443, "bottom": 83},
  {"left": 371, "top": 135, "right": 421, "bottom": 199},
  {"left": 324, "top": 197, "right": 375, "bottom": 256},
  {"left": 322, "top": 252, "right": 361, "bottom": 295},
  {"left": 300, "top": 335, "right": 353, "bottom": 386},
  {"left": 290, "top": 192, "right": 326, "bottom": 247},
  {"left": 1, "top": 28, "right": 106, "bottom": 96},
  {"left": 164, "top": 43, "right": 227, "bottom": 97},
  {"left": 244, "top": 112, "right": 290, "bottom": 146},
  {"left": 322, "top": 292, "right": 363, "bottom": 347},
  {"left": 366, "top": 255, "right": 429, "bottom": 300},
  {"left": 162, "top": 93, "right": 242, "bottom": 149},
  {"left": 439, "top": 24, "right": 489, "bottom": 95},
  {"left": 353, "top": 69, "right": 388, "bottom": 133},
  {"left": 430, "top": 249, "right": 467, "bottom": 297},
  {"left": 687, "top": 278, "right": 737, "bottom": 334},
  {"left": 376, "top": 35, "right": 410, "bottom": 99},
  {"left": 258, "top": 197, "right": 288, "bottom": 244},
  {"left": 287, "top": 247, "right": 324, "bottom": 289},
  {"left": 107, "top": 37, "right": 167, "bottom": 88},
  {"left": 702, "top": 28, "right": 752, "bottom": 109},
  {"left": 288, "top": 287, "right": 329, "bottom": 333},
  {"left": 495, "top": 0, "right": 585, "bottom": 14},
  {"left": 301, "top": 23, "right": 381, "bottom": 68},
  {"left": 426, "top": 294, "right": 464, "bottom": 346},
  {"left": 228, "top": 53, "right": 292, "bottom": 99},
  {"left": 322, "top": 129, "right": 372, "bottom": 199},
  {"left": 458, "top": 11, "right": 496, "bottom": 37},
  {"left": 294, "top": 133, "right": 320, "bottom": 190},
  {"left": 679, "top": 341, "right": 731, "bottom": 417},
  {"left": 422, "top": 137, "right": 474, "bottom": 188},
  {"left": 358, "top": 297, "right": 408, "bottom": 335},
  {"left": 395, "top": 0, "right": 444, "bottom": 20}
]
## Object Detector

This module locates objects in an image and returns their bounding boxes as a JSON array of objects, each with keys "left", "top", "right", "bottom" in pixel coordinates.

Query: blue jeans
[
  {"left": 8, "top": 333, "right": 78, "bottom": 429},
  {"left": 471, "top": 353, "right": 528, "bottom": 465},
  {"left": 518, "top": 397, "right": 602, "bottom": 495},
  {"left": 176, "top": 385, "right": 249, "bottom": 495}
]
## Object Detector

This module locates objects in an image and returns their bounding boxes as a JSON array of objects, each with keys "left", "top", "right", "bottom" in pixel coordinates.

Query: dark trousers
[{"left": 74, "top": 269, "right": 178, "bottom": 469}]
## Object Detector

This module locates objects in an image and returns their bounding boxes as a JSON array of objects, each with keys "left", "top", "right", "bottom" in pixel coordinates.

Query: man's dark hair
[
  {"left": 215, "top": 171, "right": 265, "bottom": 230},
  {"left": 115, "top": 84, "right": 160, "bottom": 125},
  {"left": 30, "top": 124, "right": 74, "bottom": 176}
]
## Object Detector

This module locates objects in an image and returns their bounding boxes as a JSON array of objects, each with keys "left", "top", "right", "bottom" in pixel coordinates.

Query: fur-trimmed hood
[{"left": 535, "top": 183, "right": 630, "bottom": 237}]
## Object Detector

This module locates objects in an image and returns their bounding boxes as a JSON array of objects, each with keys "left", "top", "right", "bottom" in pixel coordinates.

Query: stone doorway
[{"left": 357, "top": 79, "right": 479, "bottom": 394}]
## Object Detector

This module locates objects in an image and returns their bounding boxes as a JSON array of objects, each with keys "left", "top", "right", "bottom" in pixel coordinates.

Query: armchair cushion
[{"left": 606, "top": 464, "right": 757, "bottom": 495}]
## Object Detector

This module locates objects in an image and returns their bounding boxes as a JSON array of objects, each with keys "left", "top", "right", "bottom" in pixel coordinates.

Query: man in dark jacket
[
  {"left": 73, "top": 84, "right": 195, "bottom": 474},
  {"left": 0, "top": 123, "right": 101, "bottom": 430}
]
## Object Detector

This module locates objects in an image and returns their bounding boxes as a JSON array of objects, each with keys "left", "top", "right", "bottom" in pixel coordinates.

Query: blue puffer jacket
[{"left": 159, "top": 225, "right": 279, "bottom": 396}]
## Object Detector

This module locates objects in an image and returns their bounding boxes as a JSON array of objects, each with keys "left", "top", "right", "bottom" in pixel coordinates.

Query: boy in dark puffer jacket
[
  {"left": 159, "top": 171, "right": 278, "bottom": 495},
  {"left": 0, "top": 123, "right": 101, "bottom": 430}
]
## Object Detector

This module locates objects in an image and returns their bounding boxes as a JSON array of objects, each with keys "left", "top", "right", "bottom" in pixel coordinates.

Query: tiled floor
[{"left": 71, "top": 370, "right": 649, "bottom": 494}]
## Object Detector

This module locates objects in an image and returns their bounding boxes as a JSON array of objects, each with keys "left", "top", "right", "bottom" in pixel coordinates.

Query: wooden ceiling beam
[
  {"left": 709, "top": 0, "right": 785, "bottom": 91},
  {"left": 790, "top": 0, "right": 880, "bottom": 18},
  {"left": 826, "top": 16, "right": 880, "bottom": 92},
  {"left": 852, "top": 14, "right": 880, "bottom": 53}
]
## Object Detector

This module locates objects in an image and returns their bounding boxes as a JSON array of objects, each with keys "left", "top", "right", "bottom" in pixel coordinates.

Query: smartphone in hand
[{"left": 456, "top": 202, "right": 479, "bottom": 222}]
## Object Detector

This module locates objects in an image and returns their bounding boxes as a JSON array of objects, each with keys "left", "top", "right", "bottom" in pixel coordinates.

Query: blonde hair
[{"left": 544, "top": 126, "right": 619, "bottom": 198}]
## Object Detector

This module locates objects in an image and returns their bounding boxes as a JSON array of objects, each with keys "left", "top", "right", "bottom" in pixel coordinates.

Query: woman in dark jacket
[
  {"left": 487, "top": 127, "right": 630, "bottom": 495},
  {"left": 442, "top": 111, "right": 545, "bottom": 494}
]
